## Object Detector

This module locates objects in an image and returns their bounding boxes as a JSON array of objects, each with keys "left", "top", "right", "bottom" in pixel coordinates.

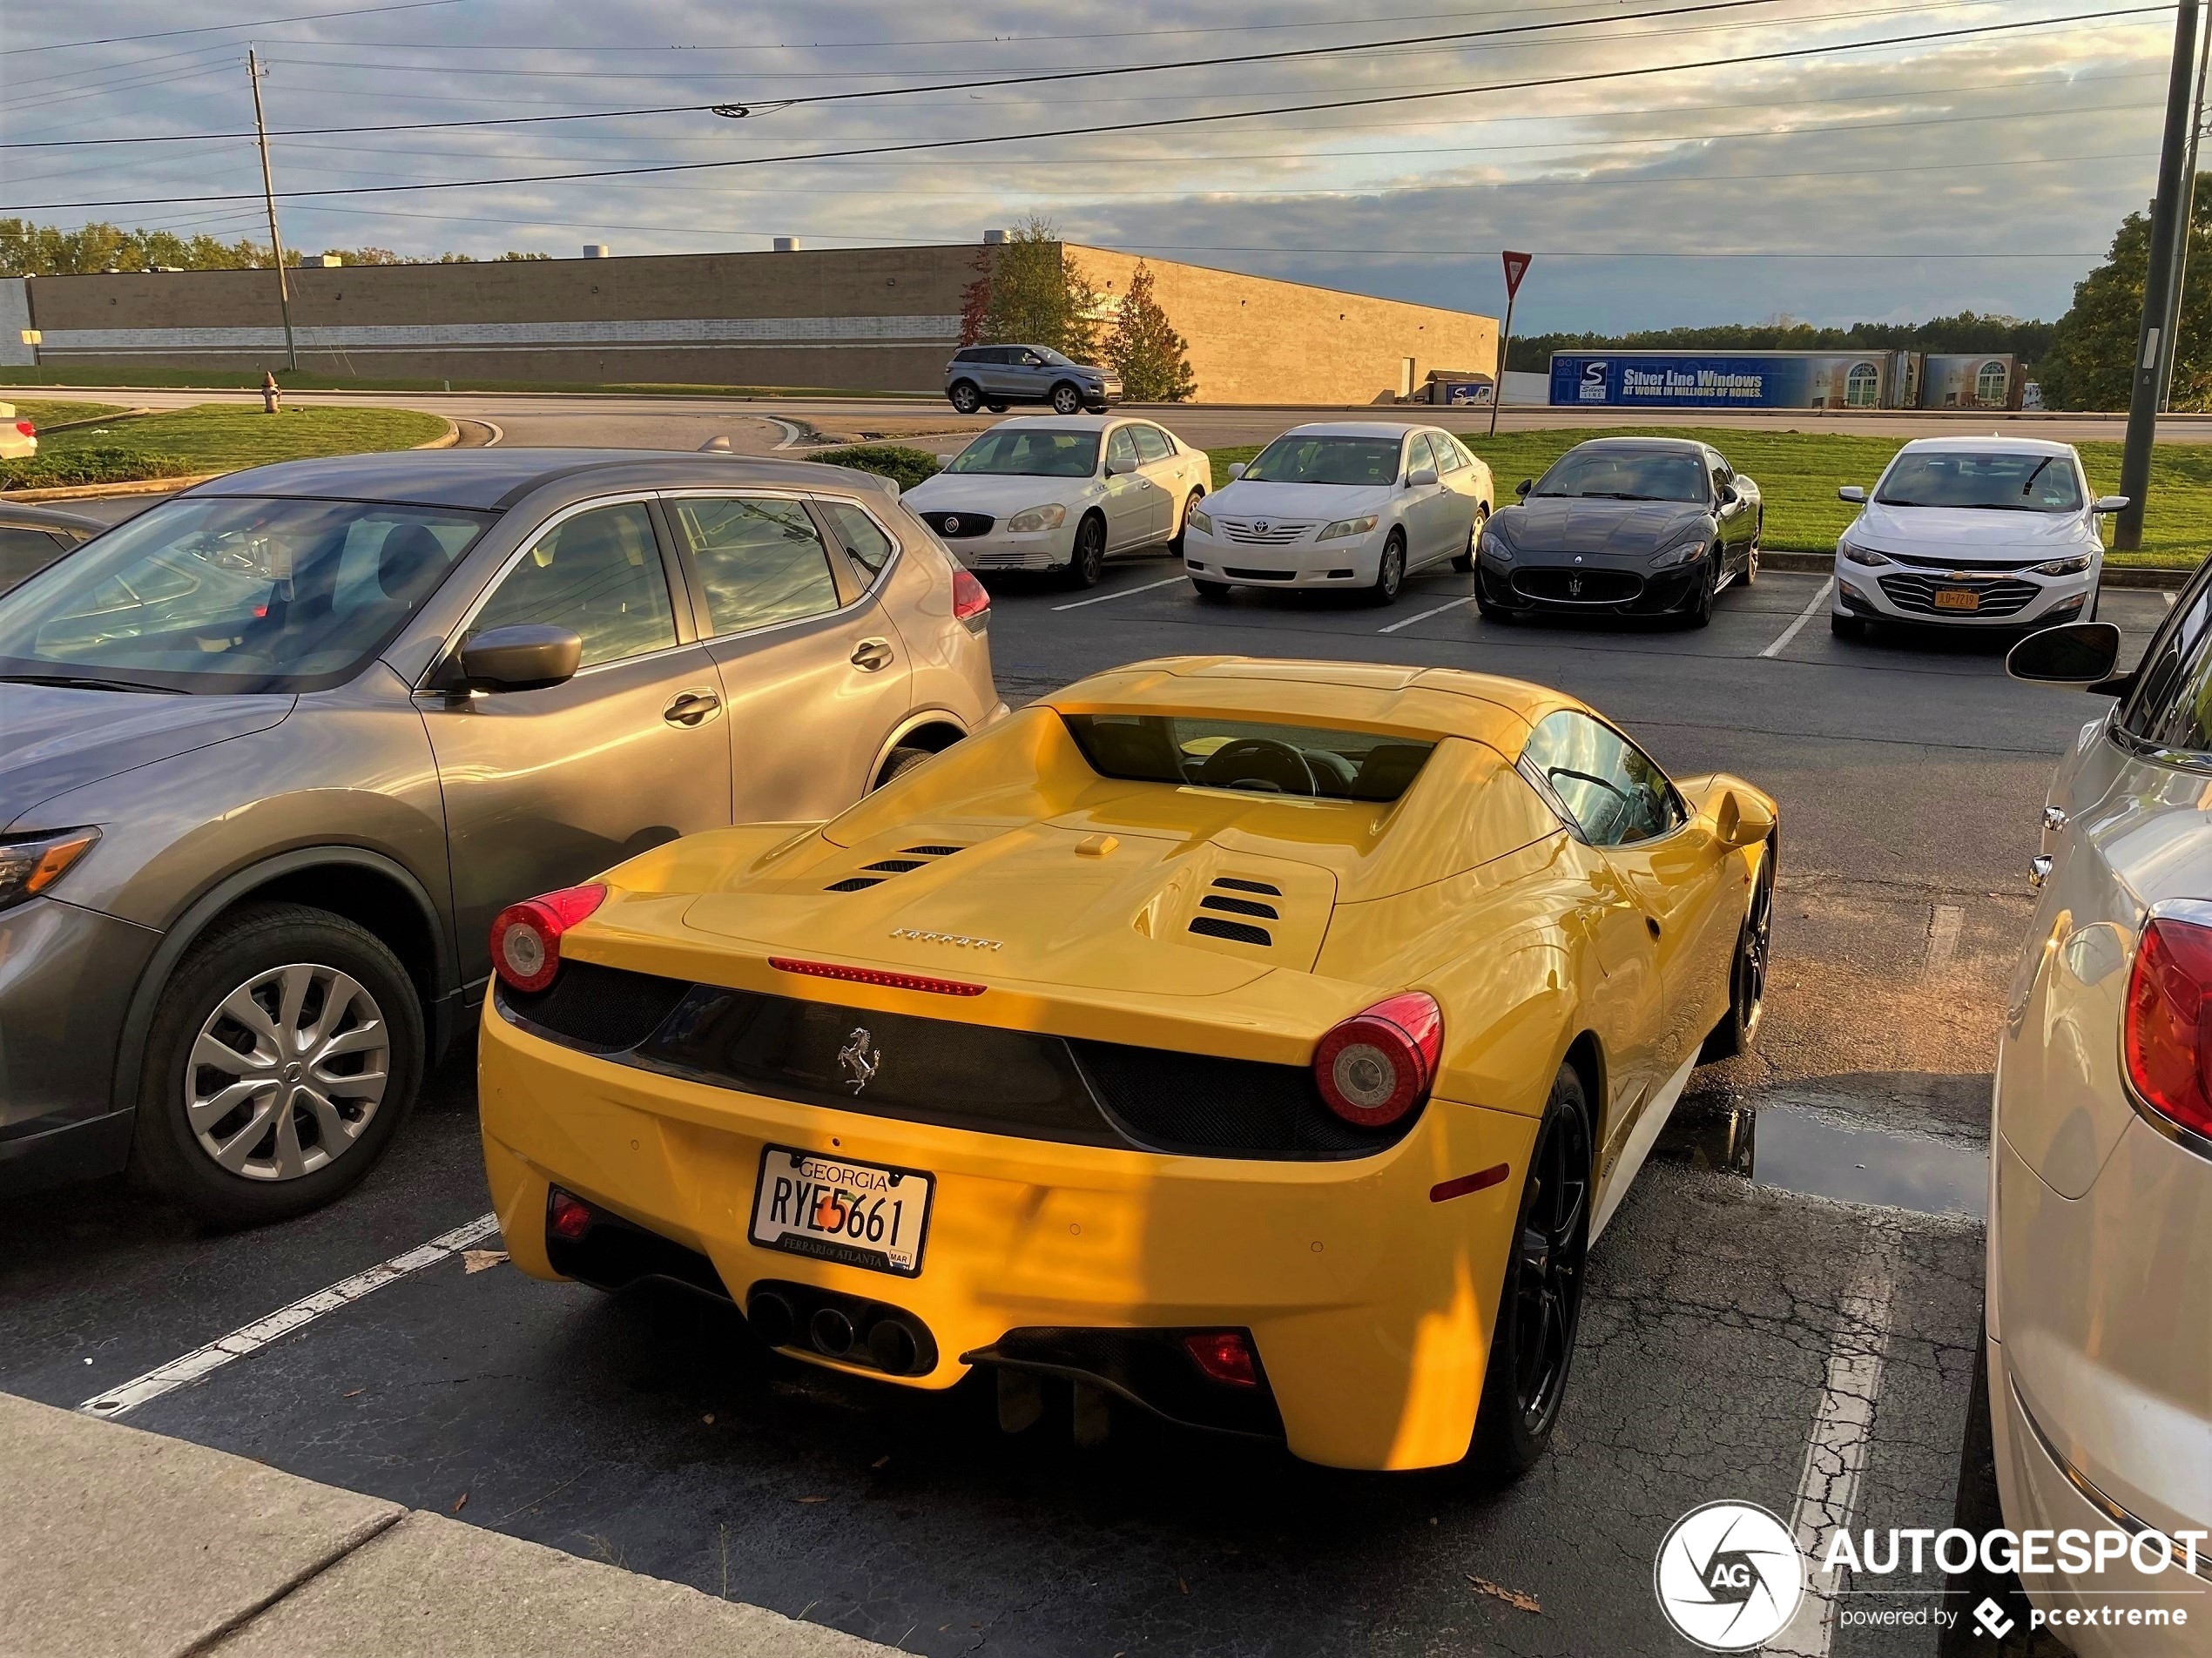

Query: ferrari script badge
[{"left": 838, "top": 1027, "right": 881, "bottom": 1094}]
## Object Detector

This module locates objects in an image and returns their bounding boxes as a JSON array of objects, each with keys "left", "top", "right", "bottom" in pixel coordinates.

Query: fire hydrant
[{"left": 261, "top": 371, "right": 282, "bottom": 414}]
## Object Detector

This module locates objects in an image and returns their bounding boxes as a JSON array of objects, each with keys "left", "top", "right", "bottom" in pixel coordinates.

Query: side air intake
[{"left": 1189, "top": 916, "right": 1271, "bottom": 947}]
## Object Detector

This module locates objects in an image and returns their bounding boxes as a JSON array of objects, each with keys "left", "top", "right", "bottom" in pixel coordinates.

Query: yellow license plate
[{"left": 1933, "top": 588, "right": 1981, "bottom": 612}]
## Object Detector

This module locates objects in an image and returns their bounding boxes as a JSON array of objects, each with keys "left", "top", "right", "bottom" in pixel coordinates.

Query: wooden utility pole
[
  {"left": 2118, "top": 0, "right": 2203, "bottom": 549},
  {"left": 248, "top": 48, "right": 298, "bottom": 373}
]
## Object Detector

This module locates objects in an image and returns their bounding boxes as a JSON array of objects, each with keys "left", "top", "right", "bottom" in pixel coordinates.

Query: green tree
[
  {"left": 961, "top": 217, "right": 1105, "bottom": 361},
  {"left": 0, "top": 218, "right": 545, "bottom": 274},
  {"left": 2040, "top": 182, "right": 2212, "bottom": 412},
  {"left": 1103, "top": 260, "right": 1196, "bottom": 401}
]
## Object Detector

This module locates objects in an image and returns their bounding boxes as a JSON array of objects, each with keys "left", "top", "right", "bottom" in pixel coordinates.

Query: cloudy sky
[{"left": 0, "top": 0, "right": 2184, "bottom": 333}]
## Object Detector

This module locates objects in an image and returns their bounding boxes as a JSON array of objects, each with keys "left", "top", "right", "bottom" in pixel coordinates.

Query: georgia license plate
[
  {"left": 750, "top": 1146, "right": 934, "bottom": 1277},
  {"left": 1933, "top": 587, "right": 1981, "bottom": 611}
]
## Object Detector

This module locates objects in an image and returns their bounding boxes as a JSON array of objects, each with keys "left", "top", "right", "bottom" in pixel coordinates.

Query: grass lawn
[
  {"left": 2, "top": 402, "right": 448, "bottom": 489},
  {"left": 7, "top": 399, "right": 130, "bottom": 428},
  {"left": 1207, "top": 427, "right": 2212, "bottom": 570}
]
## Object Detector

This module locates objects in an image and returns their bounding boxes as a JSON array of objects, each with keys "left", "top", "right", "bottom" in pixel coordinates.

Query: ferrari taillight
[
  {"left": 1314, "top": 991, "right": 1442, "bottom": 1128},
  {"left": 489, "top": 883, "right": 605, "bottom": 994},
  {"left": 2123, "top": 915, "right": 2212, "bottom": 1140},
  {"left": 952, "top": 567, "right": 990, "bottom": 628}
]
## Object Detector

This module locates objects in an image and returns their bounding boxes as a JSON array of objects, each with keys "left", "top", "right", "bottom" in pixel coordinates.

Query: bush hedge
[
  {"left": 812, "top": 444, "right": 941, "bottom": 492},
  {"left": 0, "top": 445, "right": 194, "bottom": 490}
]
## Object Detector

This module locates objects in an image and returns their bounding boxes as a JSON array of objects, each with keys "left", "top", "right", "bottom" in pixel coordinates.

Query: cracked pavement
[{"left": 3, "top": 560, "right": 2168, "bottom": 1655}]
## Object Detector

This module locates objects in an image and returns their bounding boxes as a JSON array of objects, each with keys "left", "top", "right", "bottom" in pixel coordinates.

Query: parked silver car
[
  {"left": 0, "top": 448, "right": 1003, "bottom": 1224},
  {"left": 945, "top": 345, "right": 1123, "bottom": 416},
  {"left": 0, "top": 502, "right": 103, "bottom": 594}
]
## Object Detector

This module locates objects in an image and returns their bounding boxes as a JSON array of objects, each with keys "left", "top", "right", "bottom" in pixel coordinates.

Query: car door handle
[
  {"left": 851, "top": 637, "right": 895, "bottom": 671},
  {"left": 663, "top": 688, "right": 720, "bottom": 727},
  {"left": 2029, "top": 854, "right": 2054, "bottom": 890},
  {"left": 2042, "top": 805, "right": 2067, "bottom": 832}
]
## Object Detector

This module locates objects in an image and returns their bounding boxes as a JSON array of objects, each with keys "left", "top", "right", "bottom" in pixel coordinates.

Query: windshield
[
  {"left": 1034, "top": 347, "right": 1075, "bottom": 367},
  {"left": 0, "top": 495, "right": 490, "bottom": 694},
  {"left": 1062, "top": 712, "right": 1434, "bottom": 801},
  {"left": 1532, "top": 448, "right": 1707, "bottom": 502},
  {"left": 1875, "top": 451, "right": 2084, "bottom": 512},
  {"left": 944, "top": 429, "right": 1100, "bottom": 477},
  {"left": 1241, "top": 436, "right": 1400, "bottom": 486}
]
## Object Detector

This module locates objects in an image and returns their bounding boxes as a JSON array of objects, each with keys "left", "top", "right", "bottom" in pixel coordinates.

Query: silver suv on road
[
  {"left": 945, "top": 345, "right": 1123, "bottom": 416},
  {"left": 0, "top": 448, "right": 1003, "bottom": 1224}
]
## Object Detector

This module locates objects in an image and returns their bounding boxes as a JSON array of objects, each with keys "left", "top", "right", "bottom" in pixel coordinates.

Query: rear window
[{"left": 1062, "top": 712, "right": 1434, "bottom": 801}]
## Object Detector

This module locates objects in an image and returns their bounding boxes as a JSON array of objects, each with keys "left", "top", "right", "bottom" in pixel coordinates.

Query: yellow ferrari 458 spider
[{"left": 478, "top": 657, "right": 1776, "bottom": 1475}]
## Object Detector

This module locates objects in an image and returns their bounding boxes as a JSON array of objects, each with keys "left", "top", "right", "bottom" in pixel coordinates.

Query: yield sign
[{"left": 1501, "top": 250, "right": 1533, "bottom": 299}]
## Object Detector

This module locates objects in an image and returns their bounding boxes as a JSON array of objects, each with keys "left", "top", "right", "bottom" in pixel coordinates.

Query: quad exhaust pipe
[{"left": 745, "top": 1281, "right": 935, "bottom": 1377}]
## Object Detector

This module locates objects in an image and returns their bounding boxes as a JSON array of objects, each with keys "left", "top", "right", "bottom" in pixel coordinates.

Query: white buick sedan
[
  {"left": 1181, "top": 421, "right": 1494, "bottom": 607},
  {"left": 1831, "top": 436, "right": 2126, "bottom": 637},
  {"left": 902, "top": 414, "right": 1209, "bottom": 590}
]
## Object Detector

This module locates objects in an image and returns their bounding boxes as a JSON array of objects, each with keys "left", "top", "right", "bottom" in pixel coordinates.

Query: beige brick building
[{"left": 6, "top": 240, "right": 1494, "bottom": 406}]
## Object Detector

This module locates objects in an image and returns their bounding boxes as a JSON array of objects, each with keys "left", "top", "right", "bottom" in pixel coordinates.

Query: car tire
[
  {"left": 1743, "top": 515, "right": 1762, "bottom": 585},
  {"left": 985, "top": 401, "right": 1008, "bottom": 414},
  {"left": 874, "top": 745, "right": 937, "bottom": 788},
  {"left": 1682, "top": 563, "right": 1715, "bottom": 629},
  {"left": 1831, "top": 612, "right": 1866, "bottom": 639},
  {"left": 1167, "top": 489, "right": 1204, "bottom": 556},
  {"left": 1190, "top": 576, "right": 1232, "bottom": 603},
  {"left": 1063, "top": 514, "right": 1106, "bottom": 588},
  {"left": 1452, "top": 503, "right": 1487, "bottom": 573},
  {"left": 1365, "top": 534, "right": 1406, "bottom": 607},
  {"left": 1049, "top": 381, "right": 1084, "bottom": 416},
  {"left": 1699, "top": 843, "right": 1774, "bottom": 1063},
  {"left": 129, "top": 902, "right": 424, "bottom": 1229},
  {"left": 948, "top": 381, "right": 983, "bottom": 414},
  {"left": 1466, "top": 1062, "right": 1592, "bottom": 1482}
]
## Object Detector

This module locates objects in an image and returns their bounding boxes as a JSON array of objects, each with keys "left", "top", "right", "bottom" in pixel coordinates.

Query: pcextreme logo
[{"left": 1653, "top": 1500, "right": 1804, "bottom": 1651}]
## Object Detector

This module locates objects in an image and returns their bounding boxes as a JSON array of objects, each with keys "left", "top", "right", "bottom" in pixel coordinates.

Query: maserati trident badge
[{"left": 838, "top": 1027, "right": 882, "bottom": 1094}]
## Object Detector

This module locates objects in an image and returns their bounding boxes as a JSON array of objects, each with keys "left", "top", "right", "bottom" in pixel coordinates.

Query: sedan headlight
[
  {"left": 1006, "top": 502, "right": 1068, "bottom": 534},
  {"left": 1650, "top": 539, "right": 1709, "bottom": 570},
  {"left": 2029, "top": 554, "right": 2094, "bottom": 577},
  {"left": 0, "top": 826, "right": 99, "bottom": 913},
  {"left": 1186, "top": 506, "right": 1214, "bottom": 536},
  {"left": 1839, "top": 542, "right": 1893, "bottom": 568},
  {"left": 1318, "top": 514, "right": 1379, "bottom": 543}
]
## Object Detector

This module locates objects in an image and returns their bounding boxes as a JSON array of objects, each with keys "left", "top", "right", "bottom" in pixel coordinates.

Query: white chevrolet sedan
[
  {"left": 1987, "top": 610, "right": 2212, "bottom": 1654},
  {"left": 902, "top": 414, "right": 1210, "bottom": 590},
  {"left": 1831, "top": 436, "right": 2126, "bottom": 637},
  {"left": 1181, "top": 421, "right": 1494, "bottom": 606}
]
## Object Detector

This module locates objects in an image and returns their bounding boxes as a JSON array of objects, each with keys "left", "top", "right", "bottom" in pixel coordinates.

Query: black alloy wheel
[
  {"left": 1063, "top": 514, "right": 1107, "bottom": 588},
  {"left": 1050, "top": 381, "right": 1084, "bottom": 415},
  {"left": 948, "top": 381, "right": 982, "bottom": 414},
  {"left": 1452, "top": 503, "right": 1487, "bottom": 573},
  {"left": 1467, "top": 1062, "right": 1592, "bottom": 1479},
  {"left": 1682, "top": 559, "right": 1715, "bottom": 629},
  {"left": 1700, "top": 846, "right": 1775, "bottom": 1062},
  {"left": 1366, "top": 534, "right": 1406, "bottom": 606},
  {"left": 1743, "top": 513, "right": 1762, "bottom": 585}
]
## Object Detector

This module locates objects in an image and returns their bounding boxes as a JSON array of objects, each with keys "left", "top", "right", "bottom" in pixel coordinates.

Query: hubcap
[
  {"left": 185, "top": 963, "right": 389, "bottom": 1182},
  {"left": 1513, "top": 1100, "right": 1589, "bottom": 1431}
]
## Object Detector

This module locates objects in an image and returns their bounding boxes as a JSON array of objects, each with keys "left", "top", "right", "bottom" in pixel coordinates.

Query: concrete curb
[
  {"left": 0, "top": 1390, "right": 901, "bottom": 1658},
  {"left": 1758, "top": 549, "right": 2194, "bottom": 589},
  {"left": 0, "top": 413, "right": 461, "bottom": 503}
]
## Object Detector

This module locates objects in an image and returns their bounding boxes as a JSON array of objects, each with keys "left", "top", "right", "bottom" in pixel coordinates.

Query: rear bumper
[{"left": 479, "top": 1002, "right": 1539, "bottom": 1470}]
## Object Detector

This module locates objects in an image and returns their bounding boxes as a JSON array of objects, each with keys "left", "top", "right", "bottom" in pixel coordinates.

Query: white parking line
[
  {"left": 1052, "top": 575, "right": 1187, "bottom": 612},
  {"left": 1767, "top": 1234, "right": 1899, "bottom": 1658},
  {"left": 78, "top": 1212, "right": 500, "bottom": 1419},
  {"left": 1377, "top": 594, "right": 1475, "bottom": 634},
  {"left": 1760, "top": 578, "right": 1838, "bottom": 660}
]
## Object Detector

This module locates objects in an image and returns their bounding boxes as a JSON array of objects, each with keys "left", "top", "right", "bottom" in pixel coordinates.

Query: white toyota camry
[
  {"left": 1831, "top": 436, "right": 2126, "bottom": 637},
  {"left": 1180, "top": 421, "right": 1494, "bottom": 606},
  {"left": 901, "top": 414, "right": 1210, "bottom": 589}
]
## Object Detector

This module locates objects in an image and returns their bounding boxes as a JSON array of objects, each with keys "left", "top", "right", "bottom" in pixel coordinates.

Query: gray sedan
[
  {"left": 0, "top": 448, "right": 1003, "bottom": 1224},
  {"left": 0, "top": 502, "right": 104, "bottom": 594}
]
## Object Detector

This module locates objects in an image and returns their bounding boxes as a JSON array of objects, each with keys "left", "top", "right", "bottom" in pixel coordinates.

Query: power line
[
  {"left": 6, "top": 3, "right": 2170, "bottom": 211},
  {"left": 0, "top": 0, "right": 466, "bottom": 58}
]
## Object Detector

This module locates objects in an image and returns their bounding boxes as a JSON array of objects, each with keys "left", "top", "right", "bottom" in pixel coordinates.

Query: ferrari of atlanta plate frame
[{"left": 750, "top": 1145, "right": 936, "bottom": 1277}]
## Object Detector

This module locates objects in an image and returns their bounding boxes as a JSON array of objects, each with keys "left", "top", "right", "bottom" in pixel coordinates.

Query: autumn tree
[
  {"left": 2040, "top": 179, "right": 2212, "bottom": 411},
  {"left": 1103, "top": 261, "right": 1197, "bottom": 401},
  {"left": 958, "top": 217, "right": 1105, "bottom": 360}
]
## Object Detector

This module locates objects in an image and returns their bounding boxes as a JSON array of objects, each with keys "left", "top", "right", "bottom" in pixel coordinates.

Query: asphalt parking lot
[{"left": 1, "top": 554, "right": 2174, "bottom": 1656}]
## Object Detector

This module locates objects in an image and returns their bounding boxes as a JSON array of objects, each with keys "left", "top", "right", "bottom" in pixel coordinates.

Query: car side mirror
[
  {"left": 1711, "top": 786, "right": 1776, "bottom": 851},
  {"left": 2093, "top": 495, "right": 2130, "bottom": 515},
  {"left": 1838, "top": 485, "right": 1866, "bottom": 504},
  {"left": 2006, "top": 622, "right": 2126, "bottom": 692},
  {"left": 1105, "top": 456, "right": 1130, "bottom": 477},
  {"left": 1514, "top": 478, "right": 1532, "bottom": 498},
  {"left": 1228, "top": 462, "right": 1247, "bottom": 480},
  {"left": 1406, "top": 466, "right": 1439, "bottom": 488},
  {"left": 457, "top": 624, "right": 583, "bottom": 692}
]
